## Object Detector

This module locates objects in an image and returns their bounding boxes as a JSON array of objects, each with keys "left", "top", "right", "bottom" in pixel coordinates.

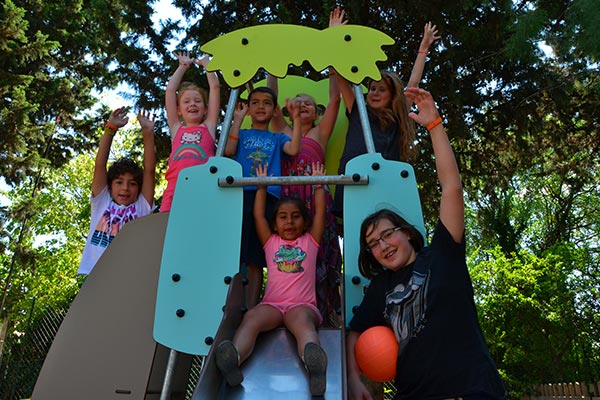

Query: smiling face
[
  {"left": 177, "top": 88, "right": 207, "bottom": 125},
  {"left": 109, "top": 172, "right": 140, "bottom": 206},
  {"left": 364, "top": 218, "right": 416, "bottom": 271},
  {"left": 248, "top": 91, "right": 276, "bottom": 125},
  {"left": 273, "top": 200, "right": 309, "bottom": 241},
  {"left": 294, "top": 94, "right": 319, "bottom": 124},
  {"left": 366, "top": 79, "right": 393, "bottom": 110}
]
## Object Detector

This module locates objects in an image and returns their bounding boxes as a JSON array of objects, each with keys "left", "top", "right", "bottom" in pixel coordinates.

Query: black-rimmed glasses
[{"left": 366, "top": 227, "right": 403, "bottom": 252}]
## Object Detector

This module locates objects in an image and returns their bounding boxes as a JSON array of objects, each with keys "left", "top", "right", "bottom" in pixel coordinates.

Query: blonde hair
[
  {"left": 368, "top": 70, "right": 416, "bottom": 161},
  {"left": 177, "top": 81, "right": 208, "bottom": 106}
]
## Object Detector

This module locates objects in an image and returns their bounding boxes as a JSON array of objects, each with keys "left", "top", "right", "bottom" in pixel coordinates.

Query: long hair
[
  {"left": 367, "top": 70, "right": 417, "bottom": 161},
  {"left": 357, "top": 209, "right": 424, "bottom": 279},
  {"left": 177, "top": 81, "right": 208, "bottom": 106}
]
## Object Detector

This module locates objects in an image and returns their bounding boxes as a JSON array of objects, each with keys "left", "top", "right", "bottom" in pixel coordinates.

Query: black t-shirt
[
  {"left": 349, "top": 221, "right": 506, "bottom": 400},
  {"left": 333, "top": 106, "right": 399, "bottom": 217}
]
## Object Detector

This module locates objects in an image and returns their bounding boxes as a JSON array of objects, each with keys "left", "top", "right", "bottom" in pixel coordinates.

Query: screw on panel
[
  {"left": 224, "top": 276, "right": 232, "bottom": 284},
  {"left": 241, "top": 38, "right": 249, "bottom": 45},
  {"left": 352, "top": 276, "right": 361, "bottom": 285},
  {"left": 401, "top": 170, "right": 409, "bottom": 178},
  {"left": 205, "top": 336, "right": 214, "bottom": 345},
  {"left": 210, "top": 166, "right": 218, "bottom": 174},
  {"left": 226, "top": 176, "right": 234, "bottom": 184},
  {"left": 351, "top": 66, "right": 358, "bottom": 73},
  {"left": 344, "top": 34, "right": 352, "bottom": 41},
  {"left": 176, "top": 309, "right": 185, "bottom": 318},
  {"left": 352, "top": 305, "right": 359, "bottom": 314},
  {"left": 233, "top": 70, "right": 241, "bottom": 77},
  {"left": 371, "top": 162, "right": 380, "bottom": 170},
  {"left": 352, "top": 173, "right": 361, "bottom": 182},
  {"left": 171, "top": 273, "right": 181, "bottom": 282}
]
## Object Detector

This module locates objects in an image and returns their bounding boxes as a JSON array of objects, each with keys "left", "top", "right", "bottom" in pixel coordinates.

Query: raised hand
[
  {"left": 329, "top": 6, "right": 347, "bottom": 27},
  {"left": 138, "top": 109, "right": 155, "bottom": 133},
  {"left": 421, "top": 22, "right": 441, "bottom": 50},
  {"left": 195, "top": 54, "right": 210, "bottom": 68},
  {"left": 311, "top": 161, "right": 326, "bottom": 177},
  {"left": 173, "top": 51, "right": 194, "bottom": 67},
  {"left": 108, "top": 107, "right": 129, "bottom": 129},
  {"left": 404, "top": 87, "right": 441, "bottom": 128},
  {"left": 285, "top": 98, "right": 300, "bottom": 120},
  {"left": 234, "top": 101, "right": 248, "bottom": 121}
]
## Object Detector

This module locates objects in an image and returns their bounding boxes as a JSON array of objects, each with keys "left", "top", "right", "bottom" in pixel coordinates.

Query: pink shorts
[{"left": 261, "top": 302, "right": 323, "bottom": 326}]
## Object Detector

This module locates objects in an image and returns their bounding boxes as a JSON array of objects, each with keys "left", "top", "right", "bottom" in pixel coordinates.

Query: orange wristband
[
  {"left": 228, "top": 135, "right": 239, "bottom": 140},
  {"left": 105, "top": 122, "right": 118, "bottom": 133},
  {"left": 426, "top": 117, "right": 443, "bottom": 131},
  {"left": 418, "top": 50, "right": 427, "bottom": 54}
]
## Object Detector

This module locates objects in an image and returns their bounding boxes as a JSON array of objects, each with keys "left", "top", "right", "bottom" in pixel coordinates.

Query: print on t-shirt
[
  {"left": 385, "top": 270, "right": 430, "bottom": 356},
  {"left": 273, "top": 244, "right": 306, "bottom": 273},
  {"left": 90, "top": 202, "right": 141, "bottom": 249}
]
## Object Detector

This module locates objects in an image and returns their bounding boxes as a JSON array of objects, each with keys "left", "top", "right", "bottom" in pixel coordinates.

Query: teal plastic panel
[
  {"left": 154, "top": 157, "right": 243, "bottom": 355},
  {"left": 342, "top": 153, "right": 425, "bottom": 324}
]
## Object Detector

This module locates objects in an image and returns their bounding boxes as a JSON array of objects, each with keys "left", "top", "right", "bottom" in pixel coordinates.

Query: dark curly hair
[
  {"left": 107, "top": 158, "right": 143, "bottom": 189},
  {"left": 269, "top": 196, "right": 311, "bottom": 233},
  {"left": 358, "top": 209, "right": 424, "bottom": 279}
]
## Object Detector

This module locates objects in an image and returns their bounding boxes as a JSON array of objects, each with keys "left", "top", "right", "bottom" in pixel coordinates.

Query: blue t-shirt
[{"left": 234, "top": 128, "right": 291, "bottom": 198}]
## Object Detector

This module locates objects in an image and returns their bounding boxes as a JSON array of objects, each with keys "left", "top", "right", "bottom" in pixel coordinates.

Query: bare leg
[
  {"left": 245, "top": 263, "right": 263, "bottom": 309},
  {"left": 283, "top": 306, "right": 321, "bottom": 356},
  {"left": 216, "top": 304, "right": 282, "bottom": 386},
  {"left": 284, "top": 306, "right": 327, "bottom": 396},
  {"left": 233, "top": 304, "right": 282, "bottom": 363}
]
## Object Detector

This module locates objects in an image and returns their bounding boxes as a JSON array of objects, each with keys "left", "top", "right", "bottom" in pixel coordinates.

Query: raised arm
[
  {"left": 195, "top": 55, "right": 221, "bottom": 138},
  {"left": 314, "top": 70, "right": 341, "bottom": 147},
  {"left": 138, "top": 109, "right": 156, "bottom": 205},
  {"left": 253, "top": 163, "right": 272, "bottom": 245},
  {"left": 328, "top": 7, "right": 356, "bottom": 113},
  {"left": 405, "top": 22, "right": 441, "bottom": 107},
  {"left": 309, "top": 162, "right": 327, "bottom": 244},
  {"left": 282, "top": 98, "right": 302, "bottom": 156},
  {"left": 224, "top": 101, "right": 247, "bottom": 157},
  {"left": 404, "top": 87, "right": 464, "bottom": 242},
  {"left": 92, "top": 107, "right": 129, "bottom": 197},
  {"left": 266, "top": 74, "right": 291, "bottom": 135},
  {"left": 165, "top": 51, "right": 194, "bottom": 133}
]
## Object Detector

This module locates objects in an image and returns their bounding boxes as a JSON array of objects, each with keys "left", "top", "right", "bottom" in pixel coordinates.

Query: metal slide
[{"left": 191, "top": 269, "right": 344, "bottom": 399}]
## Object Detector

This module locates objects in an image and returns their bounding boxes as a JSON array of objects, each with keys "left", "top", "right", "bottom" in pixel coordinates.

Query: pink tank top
[{"left": 160, "top": 124, "right": 215, "bottom": 212}]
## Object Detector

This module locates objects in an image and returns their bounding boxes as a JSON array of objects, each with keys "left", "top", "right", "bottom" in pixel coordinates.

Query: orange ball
[{"left": 354, "top": 325, "right": 398, "bottom": 382}]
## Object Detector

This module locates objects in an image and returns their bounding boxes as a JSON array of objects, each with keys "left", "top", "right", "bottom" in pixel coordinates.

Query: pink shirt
[
  {"left": 261, "top": 232, "right": 319, "bottom": 307},
  {"left": 160, "top": 124, "right": 215, "bottom": 212}
]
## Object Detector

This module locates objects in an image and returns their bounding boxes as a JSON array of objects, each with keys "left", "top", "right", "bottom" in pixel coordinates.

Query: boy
[
  {"left": 77, "top": 107, "right": 156, "bottom": 275},
  {"left": 225, "top": 87, "right": 302, "bottom": 307}
]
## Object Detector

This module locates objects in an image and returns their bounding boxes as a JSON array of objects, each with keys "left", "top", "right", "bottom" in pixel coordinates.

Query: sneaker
[
  {"left": 215, "top": 340, "right": 243, "bottom": 386},
  {"left": 304, "top": 342, "right": 327, "bottom": 396}
]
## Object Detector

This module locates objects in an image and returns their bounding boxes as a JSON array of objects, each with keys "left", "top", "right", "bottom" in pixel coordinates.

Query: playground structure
[{"left": 32, "top": 23, "right": 425, "bottom": 399}]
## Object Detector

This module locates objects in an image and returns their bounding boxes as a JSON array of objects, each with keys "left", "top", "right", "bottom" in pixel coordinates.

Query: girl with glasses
[{"left": 346, "top": 88, "right": 506, "bottom": 400}]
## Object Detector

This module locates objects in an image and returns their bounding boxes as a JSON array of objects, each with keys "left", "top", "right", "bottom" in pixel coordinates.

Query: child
[
  {"left": 160, "top": 51, "right": 220, "bottom": 212},
  {"left": 215, "top": 162, "right": 328, "bottom": 397},
  {"left": 266, "top": 14, "right": 344, "bottom": 323},
  {"left": 77, "top": 108, "right": 156, "bottom": 275},
  {"left": 332, "top": 19, "right": 441, "bottom": 218},
  {"left": 346, "top": 88, "right": 506, "bottom": 400},
  {"left": 224, "top": 87, "right": 302, "bottom": 307}
]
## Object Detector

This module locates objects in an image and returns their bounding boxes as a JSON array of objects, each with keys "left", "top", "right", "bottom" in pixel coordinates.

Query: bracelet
[
  {"left": 418, "top": 50, "right": 427, "bottom": 54},
  {"left": 179, "top": 62, "right": 190, "bottom": 67},
  {"left": 314, "top": 184, "right": 324, "bottom": 190},
  {"left": 105, "top": 122, "right": 118, "bottom": 133},
  {"left": 426, "top": 117, "right": 443, "bottom": 131},
  {"left": 328, "top": 70, "right": 336, "bottom": 76},
  {"left": 228, "top": 135, "right": 239, "bottom": 140}
]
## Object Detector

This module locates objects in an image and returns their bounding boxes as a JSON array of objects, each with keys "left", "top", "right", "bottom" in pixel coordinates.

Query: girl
[
  {"left": 264, "top": 6, "right": 347, "bottom": 326},
  {"left": 332, "top": 20, "right": 441, "bottom": 217},
  {"left": 215, "top": 162, "right": 328, "bottom": 397},
  {"left": 346, "top": 88, "right": 506, "bottom": 400},
  {"left": 160, "top": 51, "right": 220, "bottom": 212}
]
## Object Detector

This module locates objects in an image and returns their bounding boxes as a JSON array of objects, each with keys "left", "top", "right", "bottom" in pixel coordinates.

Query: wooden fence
[{"left": 522, "top": 382, "right": 600, "bottom": 399}]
